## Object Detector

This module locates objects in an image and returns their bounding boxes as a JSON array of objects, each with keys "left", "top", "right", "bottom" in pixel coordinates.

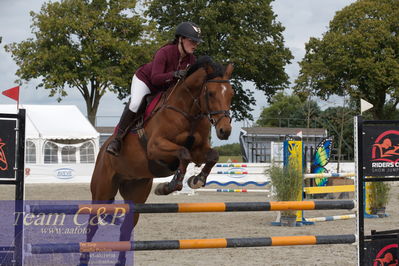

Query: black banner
[
  {"left": 363, "top": 126, "right": 399, "bottom": 176},
  {"left": 364, "top": 237, "right": 398, "bottom": 266},
  {"left": 0, "top": 120, "right": 16, "bottom": 179}
]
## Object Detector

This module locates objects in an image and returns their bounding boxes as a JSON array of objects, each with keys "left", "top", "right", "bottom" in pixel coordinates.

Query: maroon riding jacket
[{"left": 135, "top": 44, "right": 196, "bottom": 92}]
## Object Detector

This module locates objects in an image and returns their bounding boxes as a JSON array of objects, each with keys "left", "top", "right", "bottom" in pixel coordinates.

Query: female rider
[{"left": 106, "top": 22, "right": 203, "bottom": 156}]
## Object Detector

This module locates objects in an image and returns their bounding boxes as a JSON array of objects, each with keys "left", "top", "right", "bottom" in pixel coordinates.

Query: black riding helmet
[{"left": 175, "top": 22, "right": 203, "bottom": 43}]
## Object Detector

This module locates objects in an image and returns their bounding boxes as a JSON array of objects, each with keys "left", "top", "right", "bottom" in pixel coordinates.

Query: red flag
[{"left": 2, "top": 86, "right": 19, "bottom": 102}]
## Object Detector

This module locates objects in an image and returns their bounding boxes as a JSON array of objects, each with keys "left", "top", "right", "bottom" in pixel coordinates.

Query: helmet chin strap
[{"left": 179, "top": 37, "right": 188, "bottom": 56}]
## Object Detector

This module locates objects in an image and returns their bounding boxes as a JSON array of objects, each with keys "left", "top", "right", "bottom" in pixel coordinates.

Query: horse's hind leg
[{"left": 115, "top": 178, "right": 153, "bottom": 266}]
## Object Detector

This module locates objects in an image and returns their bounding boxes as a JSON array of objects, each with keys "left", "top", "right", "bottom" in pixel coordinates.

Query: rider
[{"left": 106, "top": 22, "right": 203, "bottom": 156}]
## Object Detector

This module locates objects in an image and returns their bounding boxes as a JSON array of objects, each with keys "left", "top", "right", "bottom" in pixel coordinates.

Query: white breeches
[{"left": 128, "top": 74, "right": 151, "bottom": 112}]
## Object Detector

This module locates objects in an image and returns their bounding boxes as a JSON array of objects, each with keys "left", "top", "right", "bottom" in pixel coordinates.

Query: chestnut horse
[{"left": 79, "top": 57, "right": 234, "bottom": 265}]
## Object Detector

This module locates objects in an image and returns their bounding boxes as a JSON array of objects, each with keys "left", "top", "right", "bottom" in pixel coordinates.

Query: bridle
[
  {"left": 203, "top": 79, "right": 232, "bottom": 126},
  {"left": 163, "top": 76, "right": 232, "bottom": 130}
]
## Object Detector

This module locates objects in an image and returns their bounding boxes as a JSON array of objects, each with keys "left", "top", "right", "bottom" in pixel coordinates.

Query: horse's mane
[{"left": 186, "top": 55, "right": 225, "bottom": 80}]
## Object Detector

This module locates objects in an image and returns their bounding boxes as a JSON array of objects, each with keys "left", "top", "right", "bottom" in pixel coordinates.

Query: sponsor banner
[
  {"left": 363, "top": 126, "right": 399, "bottom": 176},
  {"left": 0, "top": 119, "right": 16, "bottom": 179},
  {"left": 364, "top": 237, "right": 399, "bottom": 266},
  {"left": 0, "top": 200, "right": 134, "bottom": 266},
  {"left": 55, "top": 168, "right": 75, "bottom": 179},
  {"left": 24, "top": 164, "right": 94, "bottom": 184}
]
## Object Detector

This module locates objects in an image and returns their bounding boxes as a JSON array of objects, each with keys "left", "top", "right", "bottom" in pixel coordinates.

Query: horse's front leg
[
  {"left": 188, "top": 148, "right": 219, "bottom": 189},
  {"left": 148, "top": 138, "right": 191, "bottom": 195}
]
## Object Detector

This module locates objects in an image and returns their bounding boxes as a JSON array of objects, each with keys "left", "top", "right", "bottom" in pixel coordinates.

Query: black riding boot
[{"left": 106, "top": 106, "right": 136, "bottom": 156}]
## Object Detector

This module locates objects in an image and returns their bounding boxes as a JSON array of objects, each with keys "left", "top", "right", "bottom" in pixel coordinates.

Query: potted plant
[
  {"left": 268, "top": 158, "right": 302, "bottom": 226},
  {"left": 368, "top": 181, "right": 391, "bottom": 218}
]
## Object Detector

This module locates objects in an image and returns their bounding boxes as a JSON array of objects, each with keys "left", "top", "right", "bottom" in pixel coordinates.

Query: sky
[{"left": 0, "top": 0, "right": 357, "bottom": 146}]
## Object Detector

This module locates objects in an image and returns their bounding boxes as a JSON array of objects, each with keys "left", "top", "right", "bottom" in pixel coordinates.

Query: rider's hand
[{"left": 174, "top": 70, "right": 187, "bottom": 79}]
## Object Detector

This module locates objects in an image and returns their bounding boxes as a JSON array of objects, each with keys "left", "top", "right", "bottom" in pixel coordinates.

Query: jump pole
[
  {"left": 304, "top": 214, "right": 356, "bottom": 222},
  {"left": 27, "top": 234, "right": 357, "bottom": 254},
  {"left": 303, "top": 173, "right": 355, "bottom": 195},
  {"left": 303, "top": 173, "right": 355, "bottom": 179},
  {"left": 27, "top": 200, "right": 356, "bottom": 214}
]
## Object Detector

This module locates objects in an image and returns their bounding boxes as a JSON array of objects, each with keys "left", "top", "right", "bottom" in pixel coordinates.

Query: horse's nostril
[{"left": 219, "top": 128, "right": 225, "bottom": 135}]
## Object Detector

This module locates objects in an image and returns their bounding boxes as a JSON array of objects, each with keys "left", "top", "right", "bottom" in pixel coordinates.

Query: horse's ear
[{"left": 224, "top": 63, "right": 234, "bottom": 79}]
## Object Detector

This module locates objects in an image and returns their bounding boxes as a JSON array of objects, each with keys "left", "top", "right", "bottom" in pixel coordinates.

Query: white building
[
  {"left": 0, "top": 105, "right": 99, "bottom": 183},
  {"left": 239, "top": 127, "right": 328, "bottom": 163}
]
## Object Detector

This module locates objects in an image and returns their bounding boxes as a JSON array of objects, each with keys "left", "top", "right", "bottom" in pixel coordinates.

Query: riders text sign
[
  {"left": 363, "top": 126, "right": 399, "bottom": 176},
  {"left": 0, "top": 120, "right": 16, "bottom": 179}
]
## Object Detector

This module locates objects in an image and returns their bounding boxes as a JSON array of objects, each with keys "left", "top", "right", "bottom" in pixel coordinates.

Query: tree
[
  {"left": 144, "top": 0, "right": 293, "bottom": 121},
  {"left": 256, "top": 92, "right": 320, "bottom": 128},
  {"left": 294, "top": 0, "right": 399, "bottom": 120},
  {"left": 5, "top": 0, "right": 157, "bottom": 124},
  {"left": 214, "top": 143, "right": 241, "bottom": 156},
  {"left": 318, "top": 104, "right": 356, "bottom": 162}
]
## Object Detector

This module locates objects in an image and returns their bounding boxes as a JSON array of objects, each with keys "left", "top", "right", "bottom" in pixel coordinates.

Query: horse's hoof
[
  {"left": 154, "top": 183, "right": 169, "bottom": 195},
  {"left": 187, "top": 175, "right": 205, "bottom": 189}
]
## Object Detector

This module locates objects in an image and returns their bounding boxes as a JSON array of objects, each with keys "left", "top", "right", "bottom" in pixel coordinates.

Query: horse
[{"left": 79, "top": 56, "right": 234, "bottom": 266}]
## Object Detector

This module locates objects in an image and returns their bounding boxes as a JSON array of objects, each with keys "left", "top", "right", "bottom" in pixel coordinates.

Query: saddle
[{"left": 130, "top": 92, "right": 163, "bottom": 133}]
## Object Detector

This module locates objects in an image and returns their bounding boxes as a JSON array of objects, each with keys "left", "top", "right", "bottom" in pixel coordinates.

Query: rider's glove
[{"left": 173, "top": 70, "right": 187, "bottom": 79}]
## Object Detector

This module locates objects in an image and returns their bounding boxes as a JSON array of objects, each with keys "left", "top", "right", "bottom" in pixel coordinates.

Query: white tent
[{"left": 0, "top": 105, "right": 99, "bottom": 183}]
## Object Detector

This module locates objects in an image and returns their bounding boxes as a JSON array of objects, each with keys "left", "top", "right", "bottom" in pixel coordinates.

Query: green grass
[{"left": 218, "top": 156, "right": 243, "bottom": 163}]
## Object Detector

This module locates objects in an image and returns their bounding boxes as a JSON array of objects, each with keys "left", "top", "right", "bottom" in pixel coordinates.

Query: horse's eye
[{"left": 207, "top": 91, "right": 214, "bottom": 97}]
